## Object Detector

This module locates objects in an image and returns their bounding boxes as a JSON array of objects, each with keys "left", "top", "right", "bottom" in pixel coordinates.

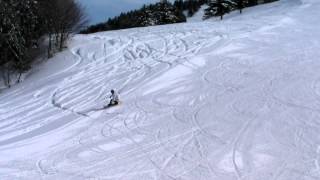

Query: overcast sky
[{"left": 78, "top": 0, "right": 160, "bottom": 25}]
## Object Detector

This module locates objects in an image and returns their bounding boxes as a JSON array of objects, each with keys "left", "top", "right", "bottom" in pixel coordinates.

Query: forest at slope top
[{"left": 81, "top": 0, "right": 278, "bottom": 34}]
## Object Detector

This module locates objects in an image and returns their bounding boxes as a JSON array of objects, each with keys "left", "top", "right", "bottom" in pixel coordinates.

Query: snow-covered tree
[
  {"left": 142, "top": 2, "right": 186, "bottom": 26},
  {"left": 203, "top": 0, "right": 235, "bottom": 20},
  {"left": 0, "top": 0, "right": 40, "bottom": 86},
  {"left": 0, "top": 0, "right": 87, "bottom": 87},
  {"left": 82, "top": 1, "right": 186, "bottom": 33}
]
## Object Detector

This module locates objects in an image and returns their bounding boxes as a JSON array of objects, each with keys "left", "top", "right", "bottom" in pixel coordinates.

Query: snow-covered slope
[{"left": 1, "top": 0, "right": 320, "bottom": 179}]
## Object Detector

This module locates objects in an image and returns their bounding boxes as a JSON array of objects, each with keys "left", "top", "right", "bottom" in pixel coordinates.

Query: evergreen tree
[
  {"left": 203, "top": 0, "right": 234, "bottom": 20},
  {"left": 247, "top": 0, "right": 258, "bottom": 7},
  {"left": 235, "top": 0, "right": 248, "bottom": 13},
  {"left": 154, "top": 2, "right": 186, "bottom": 25},
  {"left": 173, "top": 0, "right": 184, "bottom": 11}
]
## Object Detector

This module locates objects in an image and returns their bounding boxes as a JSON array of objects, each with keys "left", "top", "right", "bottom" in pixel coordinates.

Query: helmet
[{"left": 111, "top": 89, "right": 115, "bottom": 93}]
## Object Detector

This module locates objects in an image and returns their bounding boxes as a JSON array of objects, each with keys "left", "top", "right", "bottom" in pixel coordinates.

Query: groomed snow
[{"left": 1, "top": 0, "right": 320, "bottom": 179}]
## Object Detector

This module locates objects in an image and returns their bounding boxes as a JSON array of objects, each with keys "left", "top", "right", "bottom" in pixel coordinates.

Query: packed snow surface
[{"left": 1, "top": 0, "right": 320, "bottom": 179}]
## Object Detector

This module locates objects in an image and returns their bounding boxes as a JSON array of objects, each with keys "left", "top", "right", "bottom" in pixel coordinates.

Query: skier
[{"left": 108, "top": 89, "right": 120, "bottom": 106}]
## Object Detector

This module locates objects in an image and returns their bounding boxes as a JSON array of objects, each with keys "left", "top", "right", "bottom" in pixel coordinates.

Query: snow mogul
[{"left": 108, "top": 89, "right": 120, "bottom": 107}]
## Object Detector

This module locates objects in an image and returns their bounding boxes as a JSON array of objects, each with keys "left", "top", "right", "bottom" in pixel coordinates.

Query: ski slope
[{"left": 1, "top": 0, "right": 320, "bottom": 179}]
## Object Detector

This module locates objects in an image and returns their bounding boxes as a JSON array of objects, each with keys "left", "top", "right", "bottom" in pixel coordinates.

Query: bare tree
[
  {"left": 39, "top": 0, "right": 87, "bottom": 56},
  {"left": 0, "top": 0, "right": 87, "bottom": 88}
]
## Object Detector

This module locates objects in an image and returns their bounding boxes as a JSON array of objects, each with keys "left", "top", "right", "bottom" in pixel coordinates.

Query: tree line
[
  {"left": 81, "top": 0, "right": 207, "bottom": 34},
  {"left": 0, "top": 0, "right": 87, "bottom": 88},
  {"left": 203, "top": 0, "right": 278, "bottom": 20},
  {"left": 82, "top": 0, "right": 278, "bottom": 34}
]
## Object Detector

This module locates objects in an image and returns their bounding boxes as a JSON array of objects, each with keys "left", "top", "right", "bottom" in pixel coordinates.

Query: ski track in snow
[{"left": 1, "top": 0, "right": 320, "bottom": 179}]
